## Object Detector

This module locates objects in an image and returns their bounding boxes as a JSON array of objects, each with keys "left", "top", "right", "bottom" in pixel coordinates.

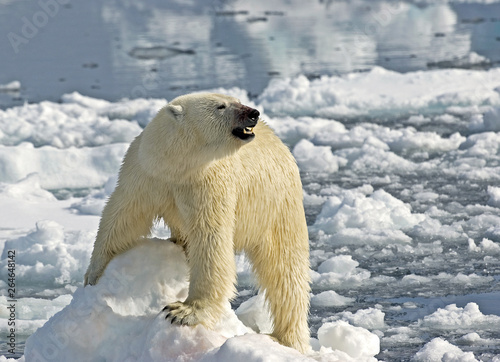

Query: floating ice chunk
[
  {"left": 292, "top": 139, "right": 347, "bottom": 173},
  {"left": 336, "top": 143, "right": 417, "bottom": 172},
  {"left": 312, "top": 255, "right": 371, "bottom": 288},
  {"left": 388, "top": 131, "right": 465, "bottom": 155},
  {"left": 400, "top": 275, "right": 433, "bottom": 287},
  {"left": 457, "top": 332, "right": 495, "bottom": 346},
  {"left": 469, "top": 107, "right": 500, "bottom": 133},
  {"left": 312, "top": 188, "right": 426, "bottom": 245},
  {"left": 303, "top": 190, "right": 327, "bottom": 206},
  {"left": 459, "top": 132, "right": 500, "bottom": 158},
  {"left": 310, "top": 290, "right": 355, "bottom": 308},
  {"left": 478, "top": 238, "right": 500, "bottom": 253},
  {"left": 483, "top": 107, "right": 500, "bottom": 130},
  {"left": 317, "top": 321, "right": 380, "bottom": 360},
  {"left": 412, "top": 337, "right": 478, "bottom": 362},
  {"left": 333, "top": 228, "right": 413, "bottom": 246},
  {"left": 0, "top": 221, "right": 94, "bottom": 289},
  {"left": 468, "top": 238, "right": 500, "bottom": 254},
  {"left": 0, "top": 80, "right": 21, "bottom": 91},
  {"left": 462, "top": 214, "right": 500, "bottom": 242},
  {"left": 428, "top": 51, "right": 491, "bottom": 70},
  {"left": 318, "top": 255, "right": 358, "bottom": 274},
  {"left": 420, "top": 303, "right": 500, "bottom": 330},
  {"left": 413, "top": 191, "right": 440, "bottom": 203},
  {"left": 338, "top": 308, "right": 385, "bottom": 330},
  {"left": 267, "top": 116, "right": 347, "bottom": 146},
  {"left": 487, "top": 186, "right": 500, "bottom": 208}
]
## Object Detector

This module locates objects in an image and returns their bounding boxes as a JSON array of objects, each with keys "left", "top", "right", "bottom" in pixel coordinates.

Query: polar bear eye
[{"left": 217, "top": 104, "right": 226, "bottom": 110}]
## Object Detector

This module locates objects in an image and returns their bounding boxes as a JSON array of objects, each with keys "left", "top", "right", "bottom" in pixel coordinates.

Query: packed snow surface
[{"left": 1, "top": 66, "right": 500, "bottom": 361}]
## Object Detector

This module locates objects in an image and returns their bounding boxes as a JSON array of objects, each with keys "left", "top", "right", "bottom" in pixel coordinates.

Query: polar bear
[{"left": 84, "top": 93, "right": 311, "bottom": 353}]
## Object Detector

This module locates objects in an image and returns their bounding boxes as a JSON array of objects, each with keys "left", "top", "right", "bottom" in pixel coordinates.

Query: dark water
[{"left": 0, "top": 0, "right": 499, "bottom": 108}]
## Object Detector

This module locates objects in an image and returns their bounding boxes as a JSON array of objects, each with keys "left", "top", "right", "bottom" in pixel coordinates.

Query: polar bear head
[
  {"left": 166, "top": 92, "right": 260, "bottom": 144},
  {"left": 139, "top": 93, "right": 260, "bottom": 174}
]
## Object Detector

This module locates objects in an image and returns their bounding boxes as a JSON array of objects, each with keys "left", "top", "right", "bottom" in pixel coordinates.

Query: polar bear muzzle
[{"left": 232, "top": 107, "right": 259, "bottom": 140}]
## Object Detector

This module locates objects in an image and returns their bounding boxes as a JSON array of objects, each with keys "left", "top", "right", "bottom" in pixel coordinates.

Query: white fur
[{"left": 85, "top": 93, "right": 311, "bottom": 353}]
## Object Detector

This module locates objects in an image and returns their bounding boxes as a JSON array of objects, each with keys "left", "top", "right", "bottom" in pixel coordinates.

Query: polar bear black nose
[{"left": 249, "top": 109, "right": 260, "bottom": 121}]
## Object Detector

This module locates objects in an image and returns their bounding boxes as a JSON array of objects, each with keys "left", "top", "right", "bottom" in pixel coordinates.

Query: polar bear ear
[{"left": 167, "top": 104, "right": 183, "bottom": 121}]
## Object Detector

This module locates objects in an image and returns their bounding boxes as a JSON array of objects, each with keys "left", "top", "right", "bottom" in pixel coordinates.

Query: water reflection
[{"left": 0, "top": 0, "right": 499, "bottom": 107}]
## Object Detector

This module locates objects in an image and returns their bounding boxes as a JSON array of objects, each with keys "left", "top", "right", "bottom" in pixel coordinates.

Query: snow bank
[
  {"left": 22, "top": 239, "right": 381, "bottom": 362},
  {"left": 0, "top": 143, "right": 127, "bottom": 189},
  {"left": 0, "top": 92, "right": 165, "bottom": 148},
  {"left": 0, "top": 101, "right": 141, "bottom": 148},
  {"left": 258, "top": 67, "right": 500, "bottom": 118}
]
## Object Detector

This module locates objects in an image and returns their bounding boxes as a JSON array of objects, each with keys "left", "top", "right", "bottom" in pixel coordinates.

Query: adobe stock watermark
[
  {"left": 6, "top": 250, "right": 17, "bottom": 356},
  {"left": 7, "top": 0, "right": 71, "bottom": 54},
  {"left": 337, "top": 2, "right": 406, "bottom": 66}
]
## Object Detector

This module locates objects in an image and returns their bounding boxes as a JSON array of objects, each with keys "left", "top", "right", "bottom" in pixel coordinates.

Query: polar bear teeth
[{"left": 243, "top": 127, "right": 254, "bottom": 134}]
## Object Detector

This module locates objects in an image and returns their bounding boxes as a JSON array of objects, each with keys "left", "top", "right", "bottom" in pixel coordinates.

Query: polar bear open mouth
[{"left": 232, "top": 126, "right": 255, "bottom": 140}]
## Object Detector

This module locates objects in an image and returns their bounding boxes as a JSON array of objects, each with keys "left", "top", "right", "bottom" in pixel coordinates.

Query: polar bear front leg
[
  {"left": 163, "top": 230, "right": 237, "bottom": 327},
  {"left": 85, "top": 186, "right": 154, "bottom": 286},
  {"left": 163, "top": 183, "right": 238, "bottom": 328}
]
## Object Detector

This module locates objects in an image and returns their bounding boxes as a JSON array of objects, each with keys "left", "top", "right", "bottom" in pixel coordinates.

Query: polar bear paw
[
  {"left": 163, "top": 301, "right": 204, "bottom": 326},
  {"left": 84, "top": 267, "right": 103, "bottom": 286},
  {"left": 84, "top": 257, "right": 108, "bottom": 286}
]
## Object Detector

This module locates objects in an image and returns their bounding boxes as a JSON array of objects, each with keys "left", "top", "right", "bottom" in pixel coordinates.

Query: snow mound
[{"left": 24, "top": 239, "right": 381, "bottom": 361}]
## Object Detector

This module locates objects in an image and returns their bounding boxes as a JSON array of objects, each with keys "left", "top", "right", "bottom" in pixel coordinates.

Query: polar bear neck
[{"left": 136, "top": 117, "right": 240, "bottom": 182}]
